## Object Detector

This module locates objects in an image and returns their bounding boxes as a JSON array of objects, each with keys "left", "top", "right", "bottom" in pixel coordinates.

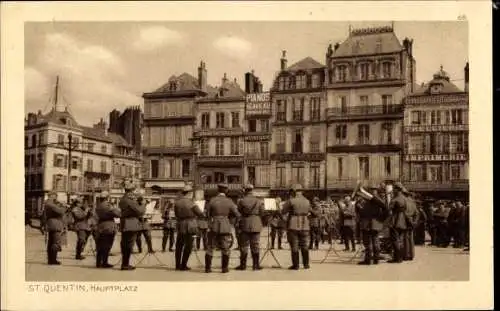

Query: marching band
[{"left": 39, "top": 180, "right": 470, "bottom": 272}]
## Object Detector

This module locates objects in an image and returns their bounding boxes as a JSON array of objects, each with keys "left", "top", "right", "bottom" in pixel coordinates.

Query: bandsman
[
  {"left": 135, "top": 196, "right": 155, "bottom": 254},
  {"left": 174, "top": 185, "right": 203, "bottom": 271},
  {"left": 43, "top": 191, "right": 67, "bottom": 265},
  {"left": 118, "top": 181, "right": 146, "bottom": 270},
  {"left": 339, "top": 196, "right": 357, "bottom": 252},
  {"left": 235, "top": 184, "right": 265, "bottom": 271},
  {"left": 71, "top": 197, "right": 92, "bottom": 260},
  {"left": 162, "top": 199, "right": 176, "bottom": 252},
  {"left": 434, "top": 202, "right": 449, "bottom": 247},
  {"left": 196, "top": 210, "right": 209, "bottom": 250},
  {"left": 356, "top": 187, "right": 387, "bottom": 265},
  {"left": 95, "top": 191, "right": 121, "bottom": 268},
  {"left": 414, "top": 204, "right": 428, "bottom": 245},
  {"left": 204, "top": 184, "right": 241, "bottom": 273},
  {"left": 281, "top": 184, "right": 317, "bottom": 270},
  {"left": 403, "top": 191, "right": 419, "bottom": 261},
  {"left": 388, "top": 182, "right": 408, "bottom": 263},
  {"left": 308, "top": 197, "right": 321, "bottom": 250},
  {"left": 270, "top": 197, "right": 285, "bottom": 249}
]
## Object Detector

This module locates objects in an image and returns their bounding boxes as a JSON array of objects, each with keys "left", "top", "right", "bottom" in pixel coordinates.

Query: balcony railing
[
  {"left": 402, "top": 180, "right": 469, "bottom": 191},
  {"left": 193, "top": 127, "right": 244, "bottom": 137},
  {"left": 327, "top": 104, "right": 403, "bottom": 119},
  {"left": 245, "top": 153, "right": 270, "bottom": 159},
  {"left": 404, "top": 124, "right": 468, "bottom": 133},
  {"left": 201, "top": 183, "right": 242, "bottom": 190}
]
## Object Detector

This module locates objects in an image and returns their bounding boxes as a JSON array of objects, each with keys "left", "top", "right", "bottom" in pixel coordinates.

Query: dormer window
[
  {"left": 336, "top": 65, "right": 347, "bottom": 82},
  {"left": 430, "top": 84, "right": 443, "bottom": 94},
  {"left": 360, "top": 63, "right": 370, "bottom": 80},
  {"left": 382, "top": 62, "right": 392, "bottom": 78},
  {"left": 169, "top": 81, "right": 178, "bottom": 91},
  {"left": 278, "top": 76, "right": 286, "bottom": 90},
  {"left": 296, "top": 74, "right": 307, "bottom": 89}
]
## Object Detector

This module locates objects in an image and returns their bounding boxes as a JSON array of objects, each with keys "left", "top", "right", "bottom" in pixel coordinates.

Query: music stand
[
  {"left": 259, "top": 210, "right": 282, "bottom": 268},
  {"left": 320, "top": 222, "right": 342, "bottom": 263},
  {"left": 191, "top": 233, "right": 204, "bottom": 268},
  {"left": 85, "top": 233, "right": 96, "bottom": 256}
]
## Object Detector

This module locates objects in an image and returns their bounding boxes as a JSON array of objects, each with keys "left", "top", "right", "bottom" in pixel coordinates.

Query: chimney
[
  {"left": 197, "top": 61, "right": 207, "bottom": 92},
  {"left": 464, "top": 62, "right": 469, "bottom": 93},
  {"left": 280, "top": 50, "right": 287, "bottom": 70},
  {"left": 245, "top": 71, "right": 255, "bottom": 93},
  {"left": 334, "top": 42, "right": 340, "bottom": 51},
  {"left": 222, "top": 72, "right": 228, "bottom": 85},
  {"left": 94, "top": 118, "right": 108, "bottom": 135},
  {"left": 27, "top": 113, "right": 36, "bottom": 126}
]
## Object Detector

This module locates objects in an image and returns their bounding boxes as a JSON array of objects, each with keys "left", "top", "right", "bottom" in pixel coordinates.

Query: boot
[
  {"left": 252, "top": 253, "right": 263, "bottom": 270},
  {"left": 76, "top": 242, "right": 86, "bottom": 260},
  {"left": 205, "top": 254, "right": 212, "bottom": 273},
  {"left": 96, "top": 250, "right": 103, "bottom": 268},
  {"left": 180, "top": 247, "right": 192, "bottom": 271},
  {"left": 315, "top": 240, "right": 319, "bottom": 250},
  {"left": 121, "top": 250, "right": 135, "bottom": 270},
  {"left": 162, "top": 236, "right": 167, "bottom": 252},
  {"left": 235, "top": 253, "right": 247, "bottom": 270},
  {"left": 221, "top": 254, "right": 230, "bottom": 273},
  {"left": 50, "top": 250, "right": 61, "bottom": 265},
  {"left": 278, "top": 237, "right": 283, "bottom": 249},
  {"left": 301, "top": 249, "right": 310, "bottom": 269},
  {"left": 288, "top": 251, "right": 299, "bottom": 270},
  {"left": 270, "top": 237, "right": 275, "bottom": 249},
  {"left": 351, "top": 240, "right": 356, "bottom": 252},
  {"left": 102, "top": 252, "right": 114, "bottom": 268},
  {"left": 175, "top": 247, "right": 182, "bottom": 270}
]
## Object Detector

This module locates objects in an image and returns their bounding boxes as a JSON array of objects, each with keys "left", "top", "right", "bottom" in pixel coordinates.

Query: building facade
[
  {"left": 108, "top": 106, "right": 143, "bottom": 154},
  {"left": 193, "top": 73, "right": 246, "bottom": 194},
  {"left": 269, "top": 51, "right": 328, "bottom": 198},
  {"left": 243, "top": 71, "right": 272, "bottom": 197},
  {"left": 141, "top": 63, "right": 205, "bottom": 197},
  {"left": 25, "top": 107, "right": 142, "bottom": 215},
  {"left": 324, "top": 26, "right": 416, "bottom": 195},
  {"left": 402, "top": 64, "right": 469, "bottom": 200}
]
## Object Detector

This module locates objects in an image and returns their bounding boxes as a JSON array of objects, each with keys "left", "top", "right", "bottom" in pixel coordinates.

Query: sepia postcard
[{"left": 1, "top": 1, "right": 493, "bottom": 310}]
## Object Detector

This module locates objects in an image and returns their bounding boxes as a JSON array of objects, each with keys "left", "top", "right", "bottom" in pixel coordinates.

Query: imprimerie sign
[{"left": 246, "top": 92, "right": 271, "bottom": 116}]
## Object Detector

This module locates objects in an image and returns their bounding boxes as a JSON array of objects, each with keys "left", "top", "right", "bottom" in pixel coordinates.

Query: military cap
[
  {"left": 99, "top": 191, "right": 110, "bottom": 198},
  {"left": 313, "top": 196, "right": 319, "bottom": 202},
  {"left": 290, "top": 184, "right": 303, "bottom": 191},
  {"left": 182, "top": 185, "right": 193, "bottom": 192},
  {"left": 124, "top": 181, "right": 136, "bottom": 190},
  {"left": 244, "top": 183, "right": 254, "bottom": 190},
  {"left": 393, "top": 182, "right": 407, "bottom": 193}
]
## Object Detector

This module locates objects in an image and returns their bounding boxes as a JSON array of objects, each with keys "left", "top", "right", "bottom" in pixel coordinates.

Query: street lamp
[{"left": 67, "top": 133, "right": 73, "bottom": 204}]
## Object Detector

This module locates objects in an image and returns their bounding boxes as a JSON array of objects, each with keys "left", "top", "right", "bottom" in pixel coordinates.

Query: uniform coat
[
  {"left": 44, "top": 198, "right": 67, "bottom": 263},
  {"left": 174, "top": 195, "right": 204, "bottom": 269},
  {"left": 389, "top": 192, "right": 408, "bottom": 262},
  {"left": 119, "top": 193, "right": 146, "bottom": 232},
  {"left": 403, "top": 196, "right": 418, "bottom": 260},
  {"left": 238, "top": 193, "right": 265, "bottom": 255},
  {"left": 205, "top": 194, "right": 241, "bottom": 256},
  {"left": 72, "top": 205, "right": 91, "bottom": 231},
  {"left": 162, "top": 207, "right": 176, "bottom": 251},
  {"left": 281, "top": 194, "right": 316, "bottom": 252},
  {"left": 95, "top": 200, "right": 121, "bottom": 267}
]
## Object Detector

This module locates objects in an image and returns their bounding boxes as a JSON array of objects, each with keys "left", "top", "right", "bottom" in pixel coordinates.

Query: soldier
[
  {"left": 414, "top": 203, "right": 428, "bottom": 245},
  {"left": 387, "top": 182, "right": 408, "bottom": 263},
  {"left": 462, "top": 203, "right": 470, "bottom": 251},
  {"left": 281, "top": 184, "right": 318, "bottom": 270},
  {"left": 449, "top": 201, "right": 465, "bottom": 248},
  {"left": 118, "top": 181, "right": 146, "bottom": 270},
  {"left": 205, "top": 184, "right": 241, "bottom": 273},
  {"left": 71, "top": 197, "right": 92, "bottom": 260},
  {"left": 162, "top": 199, "right": 176, "bottom": 252},
  {"left": 269, "top": 212, "right": 284, "bottom": 249},
  {"left": 339, "top": 196, "right": 356, "bottom": 252},
  {"left": 95, "top": 191, "right": 121, "bottom": 268},
  {"left": 308, "top": 197, "right": 321, "bottom": 250},
  {"left": 135, "top": 196, "right": 155, "bottom": 254},
  {"left": 426, "top": 202, "right": 437, "bottom": 246},
  {"left": 434, "top": 202, "right": 449, "bottom": 247},
  {"left": 43, "top": 191, "right": 67, "bottom": 265},
  {"left": 356, "top": 187, "right": 387, "bottom": 265},
  {"left": 235, "top": 184, "right": 265, "bottom": 271},
  {"left": 403, "top": 191, "right": 419, "bottom": 261},
  {"left": 197, "top": 210, "right": 209, "bottom": 250},
  {"left": 174, "top": 185, "right": 203, "bottom": 271}
]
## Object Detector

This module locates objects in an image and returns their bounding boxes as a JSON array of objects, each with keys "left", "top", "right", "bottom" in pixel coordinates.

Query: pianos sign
[{"left": 246, "top": 92, "right": 271, "bottom": 116}]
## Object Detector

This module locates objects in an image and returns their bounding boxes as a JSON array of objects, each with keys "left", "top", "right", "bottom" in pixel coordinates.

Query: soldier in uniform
[
  {"left": 135, "top": 196, "right": 155, "bottom": 254},
  {"left": 402, "top": 191, "right": 419, "bottom": 261},
  {"left": 339, "top": 196, "right": 357, "bottom": 252},
  {"left": 449, "top": 201, "right": 465, "bottom": 248},
  {"left": 270, "top": 198, "right": 285, "bottom": 249},
  {"left": 95, "top": 191, "right": 121, "bottom": 268},
  {"left": 71, "top": 197, "right": 92, "bottom": 260},
  {"left": 462, "top": 203, "right": 470, "bottom": 251},
  {"left": 44, "top": 191, "right": 67, "bottom": 265},
  {"left": 281, "top": 184, "right": 318, "bottom": 270},
  {"left": 414, "top": 204, "right": 428, "bottom": 245},
  {"left": 205, "top": 184, "right": 241, "bottom": 273},
  {"left": 356, "top": 187, "right": 387, "bottom": 265},
  {"left": 118, "top": 181, "right": 146, "bottom": 270},
  {"left": 434, "top": 202, "right": 449, "bottom": 247},
  {"left": 162, "top": 199, "right": 176, "bottom": 252},
  {"left": 174, "top": 185, "right": 203, "bottom": 271},
  {"left": 196, "top": 210, "right": 209, "bottom": 250},
  {"left": 308, "top": 197, "right": 321, "bottom": 250},
  {"left": 235, "top": 184, "right": 265, "bottom": 271},
  {"left": 388, "top": 182, "right": 408, "bottom": 263}
]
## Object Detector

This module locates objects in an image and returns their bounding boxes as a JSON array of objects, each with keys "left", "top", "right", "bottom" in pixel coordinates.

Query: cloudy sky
[{"left": 25, "top": 21, "right": 468, "bottom": 126}]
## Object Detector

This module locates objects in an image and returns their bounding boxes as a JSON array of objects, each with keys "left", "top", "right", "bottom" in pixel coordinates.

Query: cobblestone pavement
[{"left": 25, "top": 227, "right": 469, "bottom": 282}]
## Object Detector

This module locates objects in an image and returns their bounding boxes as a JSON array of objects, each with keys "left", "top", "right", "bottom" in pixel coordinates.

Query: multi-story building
[
  {"left": 193, "top": 73, "right": 246, "bottom": 196},
  {"left": 25, "top": 103, "right": 141, "bottom": 215},
  {"left": 402, "top": 64, "right": 469, "bottom": 200},
  {"left": 324, "top": 25, "right": 416, "bottom": 195},
  {"left": 243, "top": 71, "right": 272, "bottom": 197},
  {"left": 269, "top": 51, "right": 328, "bottom": 199},
  {"left": 141, "top": 63, "right": 204, "bottom": 197}
]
